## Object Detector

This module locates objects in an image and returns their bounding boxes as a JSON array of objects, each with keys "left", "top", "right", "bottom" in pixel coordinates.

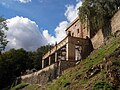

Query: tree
[
  {"left": 0, "top": 45, "right": 54, "bottom": 89},
  {"left": 0, "top": 17, "right": 8, "bottom": 53},
  {"left": 0, "top": 48, "right": 28, "bottom": 89},
  {"left": 35, "top": 45, "right": 53, "bottom": 69},
  {"left": 79, "top": 0, "right": 120, "bottom": 38}
]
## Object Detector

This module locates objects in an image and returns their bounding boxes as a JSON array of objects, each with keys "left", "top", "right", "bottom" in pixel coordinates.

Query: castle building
[
  {"left": 21, "top": 10, "right": 120, "bottom": 84},
  {"left": 65, "top": 17, "right": 89, "bottom": 38},
  {"left": 42, "top": 17, "right": 93, "bottom": 75}
]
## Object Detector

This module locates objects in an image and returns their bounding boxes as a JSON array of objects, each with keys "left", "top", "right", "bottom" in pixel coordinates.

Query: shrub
[{"left": 92, "top": 81, "right": 113, "bottom": 90}]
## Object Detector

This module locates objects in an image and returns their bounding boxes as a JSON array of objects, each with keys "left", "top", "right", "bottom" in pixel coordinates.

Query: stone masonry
[{"left": 20, "top": 10, "right": 120, "bottom": 85}]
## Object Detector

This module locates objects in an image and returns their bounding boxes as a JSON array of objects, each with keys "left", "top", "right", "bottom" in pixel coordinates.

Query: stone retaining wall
[
  {"left": 91, "top": 10, "right": 120, "bottom": 49},
  {"left": 111, "top": 10, "right": 120, "bottom": 33},
  {"left": 21, "top": 63, "right": 58, "bottom": 85}
]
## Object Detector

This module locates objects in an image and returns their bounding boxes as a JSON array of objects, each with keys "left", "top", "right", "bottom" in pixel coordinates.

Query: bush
[{"left": 92, "top": 81, "right": 113, "bottom": 90}]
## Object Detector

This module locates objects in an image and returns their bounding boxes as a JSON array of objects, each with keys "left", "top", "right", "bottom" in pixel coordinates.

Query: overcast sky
[{"left": 0, "top": 0, "right": 82, "bottom": 51}]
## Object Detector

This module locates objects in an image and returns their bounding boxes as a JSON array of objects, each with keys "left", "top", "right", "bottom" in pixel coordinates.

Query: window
[
  {"left": 67, "top": 31, "right": 71, "bottom": 36},
  {"left": 72, "top": 33, "right": 74, "bottom": 36},
  {"left": 77, "top": 29, "right": 79, "bottom": 33}
]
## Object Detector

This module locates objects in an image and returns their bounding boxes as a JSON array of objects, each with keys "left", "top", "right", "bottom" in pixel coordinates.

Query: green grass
[
  {"left": 21, "top": 84, "right": 40, "bottom": 90},
  {"left": 48, "top": 36, "right": 120, "bottom": 90},
  {"left": 11, "top": 36, "right": 120, "bottom": 90},
  {"left": 10, "top": 82, "right": 29, "bottom": 90},
  {"left": 10, "top": 83, "right": 41, "bottom": 90},
  {"left": 92, "top": 81, "right": 114, "bottom": 90},
  {"left": 49, "top": 75, "right": 70, "bottom": 90}
]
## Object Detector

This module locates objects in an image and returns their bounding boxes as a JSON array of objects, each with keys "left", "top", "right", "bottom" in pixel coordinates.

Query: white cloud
[
  {"left": 42, "top": 30, "right": 56, "bottom": 44},
  {"left": 54, "top": 21, "right": 68, "bottom": 42},
  {"left": 43, "top": 21, "right": 68, "bottom": 44},
  {"left": 42, "top": 0, "right": 82, "bottom": 44},
  {"left": 2, "top": 0, "right": 82, "bottom": 51},
  {"left": 5, "top": 16, "right": 47, "bottom": 51},
  {"left": 65, "top": 0, "right": 82, "bottom": 22},
  {"left": 16, "top": 0, "right": 31, "bottom": 3}
]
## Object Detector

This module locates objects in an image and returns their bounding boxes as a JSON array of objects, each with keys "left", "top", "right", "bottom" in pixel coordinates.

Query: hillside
[{"left": 11, "top": 35, "right": 120, "bottom": 90}]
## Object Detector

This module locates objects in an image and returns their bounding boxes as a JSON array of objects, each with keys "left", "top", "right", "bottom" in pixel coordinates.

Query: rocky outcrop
[
  {"left": 83, "top": 47, "right": 120, "bottom": 89},
  {"left": 104, "top": 47, "right": 120, "bottom": 89},
  {"left": 85, "top": 64, "right": 101, "bottom": 79}
]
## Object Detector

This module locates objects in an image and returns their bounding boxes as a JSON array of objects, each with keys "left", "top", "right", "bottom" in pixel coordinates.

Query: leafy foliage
[
  {"left": 0, "top": 44, "right": 52, "bottom": 89},
  {"left": 92, "top": 81, "right": 113, "bottom": 90},
  {"left": 79, "top": 0, "right": 120, "bottom": 38},
  {"left": 0, "top": 48, "right": 28, "bottom": 89},
  {"left": 0, "top": 17, "right": 8, "bottom": 53}
]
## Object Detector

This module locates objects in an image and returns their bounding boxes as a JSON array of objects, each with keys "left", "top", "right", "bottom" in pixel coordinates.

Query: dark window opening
[
  {"left": 72, "top": 33, "right": 74, "bottom": 36},
  {"left": 77, "top": 29, "right": 79, "bottom": 33}
]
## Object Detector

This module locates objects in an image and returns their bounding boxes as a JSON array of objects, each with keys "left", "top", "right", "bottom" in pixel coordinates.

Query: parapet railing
[{"left": 43, "top": 36, "right": 68, "bottom": 59}]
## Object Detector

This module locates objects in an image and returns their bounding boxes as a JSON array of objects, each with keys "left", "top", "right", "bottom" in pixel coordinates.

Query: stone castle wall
[
  {"left": 91, "top": 29, "right": 104, "bottom": 49},
  {"left": 20, "top": 10, "right": 120, "bottom": 85},
  {"left": 21, "top": 63, "right": 58, "bottom": 85},
  {"left": 111, "top": 10, "right": 120, "bottom": 33},
  {"left": 59, "top": 60, "right": 77, "bottom": 74},
  {"left": 91, "top": 10, "right": 120, "bottom": 49},
  {"left": 66, "top": 18, "right": 89, "bottom": 38}
]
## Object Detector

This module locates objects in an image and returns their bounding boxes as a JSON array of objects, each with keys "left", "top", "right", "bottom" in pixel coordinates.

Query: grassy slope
[
  {"left": 10, "top": 83, "right": 41, "bottom": 90},
  {"left": 10, "top": 36, "right": 120, "bottom": 90},
  {"left": 48, "top": 36, "right": 120, "bottom": 90}
]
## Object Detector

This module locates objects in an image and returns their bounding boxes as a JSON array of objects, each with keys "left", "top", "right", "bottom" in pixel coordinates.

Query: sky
[{"left": 0, "top": 0, "right": 82, "bottom": 51}]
